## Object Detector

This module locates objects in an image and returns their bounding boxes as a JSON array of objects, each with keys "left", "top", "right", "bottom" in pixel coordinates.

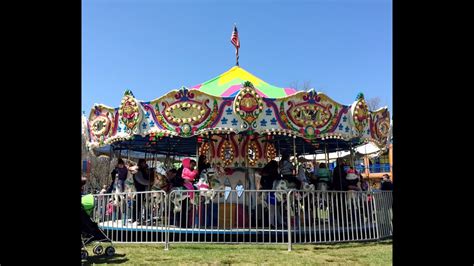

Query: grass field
[{"left": 82, "top": 240, "right": 392, "bottom": 265}]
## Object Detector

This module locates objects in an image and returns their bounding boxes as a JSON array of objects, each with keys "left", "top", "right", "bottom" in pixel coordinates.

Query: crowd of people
[
  {"left": 82, "top": 153, "right": 392, "bottom": 228},
  {"left": 94, "top": 153, "right": 392, "bottom": 197},
  {"left": 259, "top": 156, "right": 392, "bottom": 192},
  {"left": 102, "top": 155, "right": 210, "bottom": 195}
]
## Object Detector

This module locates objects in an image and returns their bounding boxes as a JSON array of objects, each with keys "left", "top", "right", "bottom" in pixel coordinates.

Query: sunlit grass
[{"left": 82, "top": 240, "right": 392, "bottom": 265}]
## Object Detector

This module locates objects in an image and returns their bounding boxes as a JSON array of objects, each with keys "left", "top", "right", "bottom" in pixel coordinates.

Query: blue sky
[{"left": 82, "top": 0, "right": 391, "bottom": 115}]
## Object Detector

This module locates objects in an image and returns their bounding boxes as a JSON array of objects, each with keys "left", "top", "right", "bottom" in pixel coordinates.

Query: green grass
[{"left": 83, "top": 240, "right": 392, "bottom": 265}]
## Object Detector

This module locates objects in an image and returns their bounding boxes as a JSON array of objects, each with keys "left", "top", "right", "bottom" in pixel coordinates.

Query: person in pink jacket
[{"left": 181, "top": 158, "right": 198, "bottom": 199}]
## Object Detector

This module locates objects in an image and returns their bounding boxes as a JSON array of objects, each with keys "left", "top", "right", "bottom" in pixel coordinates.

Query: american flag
[
  {"left": 230, "top": 25, "right": 240, "bottom": 65},
  {"left": 230, "top": 25, "right": 240, "bottom": 49}
]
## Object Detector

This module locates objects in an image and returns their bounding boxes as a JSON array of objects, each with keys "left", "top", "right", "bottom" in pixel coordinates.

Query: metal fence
[
  {"left": 91, "top": 191, "right": 168, "bottom": 244},
  {"left": 88, "top": 190, "right": 392, "bottom": 250}
]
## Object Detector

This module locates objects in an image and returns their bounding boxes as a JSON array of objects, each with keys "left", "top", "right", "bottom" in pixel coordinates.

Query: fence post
[
  {"left": 164, "top": 191, "right": 170, "bottom": 250},
  {"left": 287, "top": 190, "right": 292, "bottom": 251},
  {"left": 372, "top": 192, "right": 380, "bottom": 240}
]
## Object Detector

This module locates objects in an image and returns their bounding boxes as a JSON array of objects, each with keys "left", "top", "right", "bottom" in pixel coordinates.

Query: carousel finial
[
  {"left": 124, "top": 89, "right": 134, "bottom": 97},
  {"left": 242, "top": 81, "right": 253, "bottom": 88},
  {"left": 356, "top": 92, "right": 365, "bottom": 100}
]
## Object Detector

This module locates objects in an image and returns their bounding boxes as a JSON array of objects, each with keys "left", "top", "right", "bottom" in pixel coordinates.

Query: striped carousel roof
[{"left": 190, "top": 66, "right": 298, "bottom": 98}]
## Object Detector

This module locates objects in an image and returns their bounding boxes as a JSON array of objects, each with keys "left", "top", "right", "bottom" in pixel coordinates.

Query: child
[{"left": 181, "top": 158, "right": 199, "bottom": 199}]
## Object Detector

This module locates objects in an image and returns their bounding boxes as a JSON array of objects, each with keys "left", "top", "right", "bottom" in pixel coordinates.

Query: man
[
  {"left": 166, "top": 169, "right": 178, "bottom": 190},
  {"left": 380, "top": 174, "right": 393, "bottom": 191},
  {"left": 331, "top": 158, "right": 349, "bottom": 226},
  {"left": 331, "top": 158, "right": 347, "bottom": 191}
]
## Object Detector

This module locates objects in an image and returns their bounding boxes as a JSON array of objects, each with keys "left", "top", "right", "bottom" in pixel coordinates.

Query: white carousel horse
[
  {"left": 195, "top": 168, "right": 224, "bottom": 204},
  {"left": 266, "top": 179, "right": 316, "bottom": 215},
  {"left": 169, "top": 187, "right": 190, "bottom": 213}
]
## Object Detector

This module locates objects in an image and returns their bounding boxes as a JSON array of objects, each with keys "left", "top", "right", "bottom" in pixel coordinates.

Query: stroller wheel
[
  {"left": 93, "top": 245, "right": 104, "bottom": 255},
  {"left": 105, "top": 246, "right": 115, "bottom": 256},
  {"left": 81, "top": 250, "right": 88, "bottom": 260}
]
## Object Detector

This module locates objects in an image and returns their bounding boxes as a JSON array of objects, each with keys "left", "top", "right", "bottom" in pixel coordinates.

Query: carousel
[
  {"left": 84, "top": 65, "right": 391, "bottom": 189},
  {"left": 83, "top": 63, "right": 391, "bottom": 242}
]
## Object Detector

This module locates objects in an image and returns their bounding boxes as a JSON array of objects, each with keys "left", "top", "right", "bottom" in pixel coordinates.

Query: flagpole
[{"left": 231, "top": 23, "right": 240, "bottom": 67}]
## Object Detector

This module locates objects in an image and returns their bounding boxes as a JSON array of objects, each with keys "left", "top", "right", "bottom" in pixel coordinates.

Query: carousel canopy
[
  {"left": 190, "top": 66, "right": 298, "bottom": 98},
  {"left": 84, "top": 66, "right": 390, "bottom": 168}
]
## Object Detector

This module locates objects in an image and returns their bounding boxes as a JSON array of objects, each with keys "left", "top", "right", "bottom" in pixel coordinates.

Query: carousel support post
[
  {"left": 293, "top": 137, "right": 297, "bottom": 174},
  {"left": 336, "top": 139, "right": 343, "bottom": 191},
  {"left": 277, "top": 139, "right": 281, "bottom": 160},
  {"left": 196, "top": 137, "right": 199, "bottom": 161},
  {"left": 245, "top": 135, "right": 249, "bottom": 190},
  {"left": 324, "top": 143, "right": 329, "bottom": 170},
  {"left": 107, "top": 146, "right": 113, "bottom": 190},
  {"left": 364, "top": 143, "right": 372, "bottom": 189},
  {"left": 313, "top": 153, "right": 316, "bottom": 175},
  {"left": 349, "top": 142, "right": 354, "bottom": 168},
  {"left": 389, "top": 143, "right": 393, "bottom": 182},
  {"left": 300, "top": 139, "right": 306, "bottom": 175}
]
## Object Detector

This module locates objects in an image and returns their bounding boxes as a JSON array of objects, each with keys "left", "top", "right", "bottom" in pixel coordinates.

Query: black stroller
[{"left": 81, "top": 196, "right": 115, "bottom": 260}]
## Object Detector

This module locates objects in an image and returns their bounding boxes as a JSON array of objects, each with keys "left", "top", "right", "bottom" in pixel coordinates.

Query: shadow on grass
[
  {"left": 157, "top": 239, "right": 392, "bottom": 252},
  {"left": 82, "top": 253, "right": 128, "bottom": 265},
  {"left": 313, "top": 240, "right": 392, "bottom": 250}
]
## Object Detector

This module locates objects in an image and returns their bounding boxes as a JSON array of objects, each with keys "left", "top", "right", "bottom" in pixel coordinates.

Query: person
[
  {"left": 108, "top": 159, "right": 128, "bottom": 193},
  {"left": 296, "top": 158, "right": 309, "bottom": 187},
  {"left": 182, "top": 158, "right": 198, "bottom": 193},
  {"left": 166, "top": 168, "right": 178, "bottom": 189},
  {"left": 259, "top": 160, "right": 284, "bottom": 228},
  {"left": 197, "top": 155, "right": 211, "bottom": 181},
  {"left": 331, "top": 158, "right": 347, "bottom": 191},
  {"left": 100, "top": 185, "right": 107, "bottom": 194},
  {"left": 380, "top": 174, "right": 393, "bottom": 191},
  {"left": 279, "top": 154, "right": 294, "bottom": 177},
  {"left": 279, "top": 154, "right": 300, "bottom": 188},
  {"left": 346, "top": 167, "right": 361, "bottom": 191},
  {"left": 316, "top": 163, "right": 331, "bottom": 191},
  {"left": 131, "top": 159, "right": 152, "bottom": 224},
  {"left": 260, "top": 160, "right": 279, "bottom": 190},
  {"left": 360, "top": 177, "right": 369, "bottom": 191},
  {"left": 178, "top": 158, "right": 198, "bottom": 228}
]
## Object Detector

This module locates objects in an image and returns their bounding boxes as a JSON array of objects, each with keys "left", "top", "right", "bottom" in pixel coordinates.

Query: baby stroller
[{"left": 81, "top": 194, "right": 115, "bottom": 260}]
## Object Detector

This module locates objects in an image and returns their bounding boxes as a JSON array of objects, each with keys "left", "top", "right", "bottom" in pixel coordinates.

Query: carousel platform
[{"left": 98, "top": 220, "right": 379, "bottom": 243}]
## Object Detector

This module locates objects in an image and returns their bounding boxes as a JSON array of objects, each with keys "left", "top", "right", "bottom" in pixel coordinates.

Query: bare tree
[
  {"left": 289, "top": 80, "right": 312, "bottom": 91},
  {"left": 367, "top": 97, "right": 381, "bottom": 111}
]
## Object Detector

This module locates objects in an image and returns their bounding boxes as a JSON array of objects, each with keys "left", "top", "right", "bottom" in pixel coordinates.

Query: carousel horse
[
  {"left": 150, "top": 169, "right": 168, "bottom": 205},
  {"left": 267, "top": 179, "right": 316, "bottom": 215},
  {"left": 196, "top": 168, "right": 223, "bottom": 204},
  {"left": 169, "top": 187, "right": 190, "bottom": 213}
]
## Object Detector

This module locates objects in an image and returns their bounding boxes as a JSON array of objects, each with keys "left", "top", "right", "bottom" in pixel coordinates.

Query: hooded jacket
[{"left": 182, "top": 158, "right": 198, "bottom": 183}]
